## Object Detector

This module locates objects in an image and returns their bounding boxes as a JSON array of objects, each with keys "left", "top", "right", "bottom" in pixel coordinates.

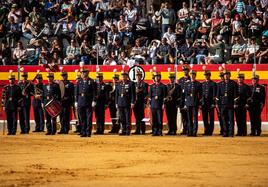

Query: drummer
[{"left": 42, "top": 72, "right": 61, "bottom": 135}]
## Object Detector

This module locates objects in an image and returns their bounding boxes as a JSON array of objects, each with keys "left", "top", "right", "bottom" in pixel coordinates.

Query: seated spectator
[
  {"left": 0, "top": 40, "right": 11, "bottom": 65},
  {"left": 118, "top": 51, "right": 128, "bottom": 65},
  {"left": 235, "top": 0, "right": 246, "bottom": 14},
  {"left": 12, "top": 41, "right": 27, "bottom": 64},
  {"left": 107, "top": 24, "right": 121, "bottom": 44},
  {"left": 179, "top": 38, "right": 196, "bottom": 64},
  {"left": 248, "top": 12, "right": 263, "bottom": 38},
  {"left": 231, "top": 36, "right": 246, "bottom": 63},
  {"left": 220, "top": 10, "right": 232, "bottom": 44},
  {"left": 206, "top": 34, "right": 225, "bottom": 64},
  {"left": 129, "top": 38, "right": 147, "bottom": 64},
  {"left": 193, "top": 38, "right": 209, "bottom": 64},
  {"left": 256, "top": 36, "right": 268, "bottom": 64},
  {"left": 175, "top": 22, "right": 185, "bottom": 42},
  {"left": 124, "top": 1, "right": 138, "bottom": 25},
  {"left": 197, "top": 12, "right": 210, "bottom": 37},
  {"left": 103, "top": 52, "right": 117, "bottom": 65},
  {"left": 7, "top": 4, "right": 22, "bottom": 24},
  {"left": 185, "top": 14, "right": 200, "bottom": 41},
  {"left": 95, "top": 0, "right": 109, "bottom": 26},
  {"left": 163, "top": 27, "right": 176, "bottom": 45},
  {"left": 211, "top": 1, "right": 225, "bottom": 18},
  {"left": 156, "top": 37, "right": 172, "bottom": 64},
  {"left": 22, "top": 16, "right": 37, "bottom": 40},
  {"left": 232, "top": 14, "right": 245, "bottom": 42},
  {"left": 91, "top": 38, "right": 108, "bottom": 64},
  {"left": 80, "top": 39, "right": 91, "bottom": 64},
  {"left": 147, "top": 40, "right": 160, "bottom": 64},
  {"left": 245, "top": 37, "right": 260, "bottom": 63},
  {"left": 64, "top": 39, "right": 81, "bottom": 65},
  {"left": 117, "top": 15, "right": 133, "bottom": 44},
  {"left": 207, "top": 11, "right": 223, "bottom": 39},
  {"left": 50, "top": 39, "right": 63, "bottom": 58},
  {"left": 29, "top": 7, "right": 40, "bottom": 23},
  {"left": 56, "top": 15, "right": 76, "bottom": 44}
]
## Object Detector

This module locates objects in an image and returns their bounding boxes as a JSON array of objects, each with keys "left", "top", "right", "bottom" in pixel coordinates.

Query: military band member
[
  {"left": 178, "top": 65, "right": 190, "bottom": 135},
  {"left": 32, "top": 74, "right": 45, "bottom": 132},
  {"left": 2, "top": 73, "right": 22, "bottom": 135},
  {"left": 234, "top": 73, "right": 250, "bottom": 136},
  {"left": 94, "top": 72, "right": 109, "bottom": 134},
  {"left": 42, "top": 72, "right": 61, "bottom": 135},
  {"left": 18, "top": 71, "right": 33, "bottom": 134},
  {"left": 75, "top": 67, "right": 96, "bottom": 137},
  {"left": 59, "top": 71, "right": 74, "bottom": 134},
  {"left": 184, "top": 70, "right": 202, "bottom": 137},
  {"left": 133, "top": 70, "right": 148, "bottom": 135},
  {"left": 165, "top": 71, "right": 181, "bottom": 135},
  {"left": 216, "top": 72, "right": 225, "bottom": 135},
  {"left": 216, "top": 70, "right": 238, "bottom": 137},
  {"left": 107, "top": 71, "right": 120, "bottom": 134},
  {"left": 201, "top": 70, "right": 217, "bottom": 136},
  {"left": 149, "top": 72, "right": 167, "bottom": 136},
  {"left": 115, "top": 71, "right": 135, "bottom": 135},
  {"left": 247, "top": 75, "right": 266, "bottom": 136},
  {"left": 74, "top": 71, "right": 82, "bottom": 133}
]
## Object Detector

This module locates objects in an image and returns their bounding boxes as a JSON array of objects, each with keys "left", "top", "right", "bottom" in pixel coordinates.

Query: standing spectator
[
  {"left": 178, "top": 2, "right": 189, "bottom": 22},
  {"left": 124, "top": 1, "right": 138, "bottom": 25},
  {"left": 86, "top": 12, "right": 96, "bottom": 45},
  {"left": 207, "top": 34, "right": 225, "bottom": 64},
  {"left": 76, "top": 14, "right": 88, "bottom": 44},
  {"left": 117, "top": 14, "right": 133, "bottom": 44},
  {"left": 232, "top": 14, "right": 246, "bottom": 42},
  {"left": 7, "top": 4, "right": 22, "bottom": 24},
  {"left": 96, "top": 0, "right": 109, "bottom": 26},
  {"left": 6, "top": 17, "right": 20, "bottom": 48},
  {"left": 248, "top": 12, "right": 263, "bottom": 38}
]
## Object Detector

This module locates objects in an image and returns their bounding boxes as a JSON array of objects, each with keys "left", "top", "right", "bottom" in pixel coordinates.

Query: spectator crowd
[{"left": 0, "top": 0, "right": 268, "bottom": 68}]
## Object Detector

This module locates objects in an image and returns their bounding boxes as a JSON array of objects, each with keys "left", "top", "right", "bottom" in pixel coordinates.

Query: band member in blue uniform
[
  {"left": 94, "top": 72, "right": 109, "bottom": 134},
  {"left": 32, "top": 74, "right": 45, "bottom": 132},
  {"left": 107, "top": 71, "right": 120, "bottom": 134},
  {"left": 75, "top": 67, "right": 96, "bottom": 137},
  {"left": 247, "top": 75, "right": 266, "bottom": 136},
  {"left": 149, "top": 72, "right": 167, "bottom": 136},
  {"left": 133, "top": 70, "right": 148, "bottom": 135},
  {"left": 115, "top": 70, "right": 135, "bottom": 135},
  {"left": 216, "top": 72, "right": 225, "bottom": 135},
  {"left": 184, "top": 70, "right": 202, "bottom": 137},
  {"left": 216, "top": 70, "right": 238, "bottom": 137},
  {"left": 201, "top": 70, "right": 217, "bottom": 136},
  {"left": 59, "top": 71, "right": 74, "bottom": 134},
  {"left": 2, "top": 73, "right": 22, "bottom": 135},
  {"left": 234, "top": 73, "right": 250, "bottom": 136},
  {"left": 18, "top": 71, "right": 33, "bottom": 134},
  {"left": 178, "top": 65, "right": 190, "bottom": 135},
  {"left": 165, "top": 70, "right": 181, "bottom": 135},
  {"left": 42, "top": 72, "right": 61, "bottom": 135}
]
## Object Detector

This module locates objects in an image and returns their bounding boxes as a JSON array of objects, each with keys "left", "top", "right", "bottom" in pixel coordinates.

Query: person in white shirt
[
  {"left": 177, "top": 2, "right": 189, "bottom": 22},
  {"left": 162, "top": 27, "right": 176, "bottom": 45},
  {"left": 124, "top": 1, "right": 138, "bottom": 25},
  {"left": 245, "top": 37, "right": 260, "bottom": 63}
]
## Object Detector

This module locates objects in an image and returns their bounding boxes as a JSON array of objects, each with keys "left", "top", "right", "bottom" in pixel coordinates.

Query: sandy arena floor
[{"left": 0, "top": 131, "right": 268, "bottom": 187}]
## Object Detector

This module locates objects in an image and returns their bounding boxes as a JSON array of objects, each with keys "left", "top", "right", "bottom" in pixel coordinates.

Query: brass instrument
[
  {"left": 22, "top": 73, "right": 39, "bottom": 96},
  {"left": 34, "top": 85, "right": 43, "bottom": 100}
]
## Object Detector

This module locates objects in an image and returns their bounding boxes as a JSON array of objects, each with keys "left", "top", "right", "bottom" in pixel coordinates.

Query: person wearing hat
[
  {"left": 216, "top": 69, "right": 238, "bottom": 137},
  {"left": 32, "top": 74, "right": 45, "bottom": 132},
  {"left": 234, "top": 73, "right": 250, "bottom": 136},
  {"left": 201, "top": 70, "right": 217, "bottom": 136},
  {"left": 18, "top": 71, "right": 33, "bottom": 134},
  {"left": 216, "top": 70, "right": 225, "bottom": 135},
  {"left": 107, "top": 71, "right": 120, "bottom": 134},
  {"left": 178, "top": 65, "right": 190, "bottom": 135},
  {"left": 165, "top": 71, "right": 181, "bottom": 135},
  {"left": 247, "top": 75, "right": 266, "bottom": 136},
  {"left": 75, "top": 68, "right": 96, "bottom": 137},
  {"left": 184, "top": 70, "right": 202, "bottom": 137},
  {"left": 149, "top": 71, "right": 167, "bottom": 136},
  {"left": 115, "top": 71, "right": 135, "bottom": 136},
  {"left": 2, "top": 72, "right": 22, "bottom": 135},
  {"left": 59, "top": 71, "right": 74, "bottom": 134},
  {"left": 133, "top": 70, "right": 148, "bottom": 135},
  {"left": 42, "top": 72, "right": 61, "bottom": 135},
  {"left": 94, "top": 72, "right": 109, "bottom": 135}
]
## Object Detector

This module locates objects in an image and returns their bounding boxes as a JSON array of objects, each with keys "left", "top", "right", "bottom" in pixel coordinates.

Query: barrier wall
[{"left": 0, "top": 65, "right": 267, "bottom": 122}]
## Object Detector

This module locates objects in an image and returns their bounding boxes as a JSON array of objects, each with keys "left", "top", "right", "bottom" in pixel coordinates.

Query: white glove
[
  {"left": 131, "top": 103, "right": 135, "bottom": 109},
  {"left": 162, "top": 104, "right": 165, "bottom": 110},
  {"left": 116, "top": 104, "right": 118, "bottom": 109},
  {"left": 41, "top": 103, "right": 44, "bottom": 109},
  {"left": 92, "top": 101, "right": 96, "bottom": 108},
  {"left": 75, "top": 102, "right": 78, "bottom": 108},
  {"left": 3, "top": 107, "right": 5, "bottom": 111}
]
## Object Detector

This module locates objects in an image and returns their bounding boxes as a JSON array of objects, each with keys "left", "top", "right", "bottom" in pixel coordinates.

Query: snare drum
[{"left": 45, "top": 99, "right": 62, "bottom": 118}]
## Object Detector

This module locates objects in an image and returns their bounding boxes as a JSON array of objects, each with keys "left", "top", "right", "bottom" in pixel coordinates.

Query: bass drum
[{"left": 45, "top": 99, "right": 62, "bottom": 118}]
